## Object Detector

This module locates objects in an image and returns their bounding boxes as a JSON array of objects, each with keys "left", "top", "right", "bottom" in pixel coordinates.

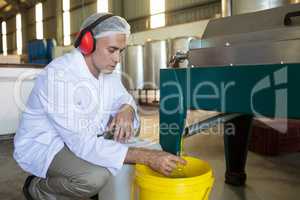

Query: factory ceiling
[{"left": 0, "top": 0, "right": 45, "bottom": 21}]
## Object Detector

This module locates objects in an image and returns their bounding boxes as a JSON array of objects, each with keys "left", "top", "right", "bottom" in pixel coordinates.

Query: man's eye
[{"left": 109, "top": 49, "right": 115, "bottom": 53}]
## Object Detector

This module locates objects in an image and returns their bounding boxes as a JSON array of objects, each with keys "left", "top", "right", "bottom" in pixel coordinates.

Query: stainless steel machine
[
  {"left": 159, "top": 3, "right": 300, "bottom": 186},
  {"left": 168, "top": 36, "right": 196, "bottom": 68},
  {"left": 122, "top": 37, "right": 197, "bottom": 105}
]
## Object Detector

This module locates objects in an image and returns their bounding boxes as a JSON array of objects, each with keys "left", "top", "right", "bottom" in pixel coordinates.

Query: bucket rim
[{"left": 135, "top": 156, "right": 213, "bottom": 184}]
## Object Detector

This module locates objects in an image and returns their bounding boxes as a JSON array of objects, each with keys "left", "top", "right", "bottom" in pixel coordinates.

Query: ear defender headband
[{"left": 74, "top": 14, "right": 114, "bottom": 55}]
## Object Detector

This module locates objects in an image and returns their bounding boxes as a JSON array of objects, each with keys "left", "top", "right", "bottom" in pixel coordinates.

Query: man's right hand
[
  {"left": 146, "top": 150, "right": 187, "bottom": 176},
  {"left": 124, "top": 147, "right": 187, "bottom": 176}
]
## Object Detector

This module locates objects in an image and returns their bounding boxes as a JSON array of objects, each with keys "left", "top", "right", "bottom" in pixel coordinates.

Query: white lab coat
[{"left": 13, "top": 49, "right": 139, "bottom": 178}]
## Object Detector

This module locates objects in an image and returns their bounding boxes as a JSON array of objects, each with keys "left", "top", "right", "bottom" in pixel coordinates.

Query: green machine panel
[{"left": 159, "top": 64, "right": 300, "bottom": 155}]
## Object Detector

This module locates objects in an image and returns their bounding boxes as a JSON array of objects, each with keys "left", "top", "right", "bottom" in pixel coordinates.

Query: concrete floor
[
  {"left": 0, "top": 139, "right": 28, "bottom": 200},
  {"left": 184, "top": 134, "right": 300, "bottom": 200},
  {"left": 1, "top": 110, "right": 300, "bottom": 200}
]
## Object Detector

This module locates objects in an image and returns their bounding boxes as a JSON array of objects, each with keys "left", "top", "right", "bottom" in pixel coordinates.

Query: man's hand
[
  {"left": 125, "top": 148, "right": 187, "bottom": 176},
  {"left": 146, "top": 150, "right": 187, "bottom": 176},
  {"left": 108, "top": 104, "right": 135, "bottom": 142}
]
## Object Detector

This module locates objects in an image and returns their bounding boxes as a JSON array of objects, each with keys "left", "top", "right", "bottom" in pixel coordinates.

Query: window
[
  {"left": 16, "top": 13, "right": 22, "bottom": 55},
  {"left": 63, "top": 0, "right": 70, "bottom": 45},
  {"left": 35, "top": 2, "right": 43, "bottom": 39},
  {"left": 1, "top": 21, "right": 7, "bottom": 55},
  {"left": 97, "top": 0, "right": 109, "bottom": 13},
  {"left": 150, "top": 0, "right": 165, "bottom": 29}
]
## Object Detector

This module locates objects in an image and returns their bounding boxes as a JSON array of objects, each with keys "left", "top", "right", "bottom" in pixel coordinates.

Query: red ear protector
[{"left": 74, "top": 14, "right": 114, "bottom": 55}]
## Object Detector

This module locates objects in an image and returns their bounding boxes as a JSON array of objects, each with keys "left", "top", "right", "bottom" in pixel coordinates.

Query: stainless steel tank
[
  {"left": 143, "top": 40, "right": 168, "bottom": 89},
  {"left": 232, "top": 0, "right": 289, "bottom": 15},
  {"left": 223, "top": 0, "right": 297, "bottom": 17},
  {"left": 168, "top": 36, "right": 195, "bottom": 68},
  {"left": 121, "top": 45, "right": 144, "bottom": 90}
]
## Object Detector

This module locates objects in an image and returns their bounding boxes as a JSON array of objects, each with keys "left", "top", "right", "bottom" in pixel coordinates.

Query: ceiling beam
[
  {"left": 0, "top": 0, "right": 32, "bottom": 20},
  {"left": 0, "top": 0, "right": 48, "bottom": 21},
  {"left": 4, "top": 0, "right": 22, "bottom": 12},
  {"left": 0, "top": 3, "right": 10, "bottom": 13}
]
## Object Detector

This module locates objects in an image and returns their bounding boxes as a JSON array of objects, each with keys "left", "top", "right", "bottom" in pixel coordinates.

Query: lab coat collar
[{"left": 72, "top": 48, "right": 100, "bottom": 83}]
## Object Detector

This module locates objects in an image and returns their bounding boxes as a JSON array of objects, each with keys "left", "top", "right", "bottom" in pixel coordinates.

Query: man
[{"left": 14, "top": 13, "right": 186, "bottom": 200}]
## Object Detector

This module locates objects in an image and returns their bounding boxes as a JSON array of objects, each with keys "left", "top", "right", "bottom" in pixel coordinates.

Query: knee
[
  {"left": 69, "top": 167, "right": 111, "bottom": 197},
  {"left": 84, "top": 168, "right": 111, "bottom": 192}
]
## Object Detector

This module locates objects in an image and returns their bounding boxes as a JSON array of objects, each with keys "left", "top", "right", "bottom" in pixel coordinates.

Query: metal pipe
[{"left": 222, "top": 0, "right": 232, "bottom": 17}]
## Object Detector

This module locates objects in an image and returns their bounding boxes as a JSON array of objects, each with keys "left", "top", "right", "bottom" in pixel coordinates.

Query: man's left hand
[{"left": 107, "top": 104, "right": 135, "bottom": 143}]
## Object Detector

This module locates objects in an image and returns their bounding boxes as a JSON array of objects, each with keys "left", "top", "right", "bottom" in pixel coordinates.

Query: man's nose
[{"left": 113, "top": 52, "right": 120, "bottom": 64}]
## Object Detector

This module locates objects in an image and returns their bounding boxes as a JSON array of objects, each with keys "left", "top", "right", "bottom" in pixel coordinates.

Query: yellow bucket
[{"left": 132, "top": 156, "right": 214, "bottom": 200}]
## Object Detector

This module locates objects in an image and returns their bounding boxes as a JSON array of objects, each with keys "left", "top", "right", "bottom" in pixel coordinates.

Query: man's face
[{"left": 91, "top": 33, "right": 127, "bottom": 74}]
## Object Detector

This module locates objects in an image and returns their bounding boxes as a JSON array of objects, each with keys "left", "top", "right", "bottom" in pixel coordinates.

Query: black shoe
[
  {"left": 90, "top": 194, "right": 98, "bottom": 200},
  {"left": 23, "top": 175, "right": 36, "bottom": 200}
]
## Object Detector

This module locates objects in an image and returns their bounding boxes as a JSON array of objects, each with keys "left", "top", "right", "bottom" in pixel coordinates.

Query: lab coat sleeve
[
  {"left": 36, "top": 72, "right": 128, "bottom": 175},
  {"left": 110, "top": 77, "right": 140, "bottom": 131}
]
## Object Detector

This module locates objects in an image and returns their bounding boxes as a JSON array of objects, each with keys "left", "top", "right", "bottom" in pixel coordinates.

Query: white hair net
[{"left": 80, "top": 12, "right": 131, "bottom": 39}]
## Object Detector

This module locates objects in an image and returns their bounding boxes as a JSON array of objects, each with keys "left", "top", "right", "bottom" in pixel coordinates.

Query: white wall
[
  {"left": 128, "top": 19, "right": 210, "bottom": 45},
  {"left": 0, "top": 55, "right": 21, "bottom": 64},
  {"left": 0, "top": 68, "right": 42, "bottom": 135}
]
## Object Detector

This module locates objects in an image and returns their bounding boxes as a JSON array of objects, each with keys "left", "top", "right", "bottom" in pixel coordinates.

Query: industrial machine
[
  {"left": 122, "top": 37, "right": 196, "bottom": 105},
  {"left": 159, "top": 4, "right": 300, "bottom": 186},
  {"left": 168, "top": 36, "right": 196, "bottom": 68}
]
